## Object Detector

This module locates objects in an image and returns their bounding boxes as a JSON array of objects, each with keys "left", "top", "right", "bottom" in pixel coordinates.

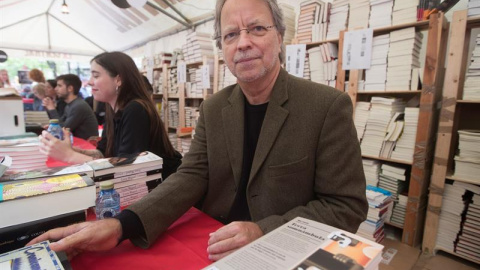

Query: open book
[{"left": 204, "top": 217, "right": 383, "bottom": 270}]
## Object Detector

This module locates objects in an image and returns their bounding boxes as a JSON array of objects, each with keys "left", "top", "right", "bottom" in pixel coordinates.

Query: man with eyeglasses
[{"left": 29, "top": 0, "right": 367, "bottom": 262}]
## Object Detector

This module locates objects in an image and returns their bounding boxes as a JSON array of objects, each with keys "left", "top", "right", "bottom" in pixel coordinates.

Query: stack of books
[
  {"left": 183, "top": 32, "right": 214, "bottom": 64},
  {"left": 168, "top": 67, "right": 179, "bottom": 98},
  {"left": 303, "top": 52, "right": 311, "bottom": 80},
  {"left": 0, "top": 133, "right": 47, "bottom": 173},
  {"left": 380, "top": 112, "right": 405, "bottom": 159},
  {"left": 185, "top": 107, "right": 199, "bottom": 128},
  {"left": 389, "top": 193, "right": 408, "bottom": 227},
  {"left": 279, "top": 3, "right": 296, "bottom": 44},
  {"left": 297, "top": 0, "right": 323, "bottom": 44},
  {"left": 87, "top": 152, "right": 163, "bottom": 208},
  {"left": 453, "top": 130, "right": 480, "bottom": 181},
  {"left": 326, "top": 0, "right": 349, "bottom": 40},
  {"left": 354, "top": 102, "right": 371, "bottom": 142},
  {"left": 369, "top": 0, "right": 394, "bottom": 28},
  {"left": 435, "top": 181, "right": 468, "bottom": 252},
  {"left": 360, "top": 97, "right": 405, "bottom": 157},
  {"left": 0, "top": 174, "right": 95, "bottom": 253},
  {"left": 24, "top": 111, "right": 50, "bottom": 126},
  {"left": 308, "top": 43, "right": 338, "bottom": 86},
  {"left": 358, "top": 186, "right": 392, "bottom": 242},
  {"left": 386, "top": 27, "right": 422, "bottom": 90},
  {"left": 152, "top": 69, "right": 164, "bottom": 94},
  {"left": 167, "top": 100, "right": 179, "bottom": 128},
  {"left": 362, "top": 159, "right": 381, "bottom": 188},
  {"left": 462, "top": 33, "right": 480, "bottom": 100},
  {"left": 218, "top": 63, "right": 236, "bottom": 90},
  {"left": 456, "top": 185, "right": 480, "bottom": 261},
  {"left": 377, "top": 163, "right": 408, "bottom": 201},
  {"left": 348, "top": 0, "right": 370, "bottom": 30},
  {"left": 391, "top": 107, "right": 419, "bottom": 162},
  {"left": 364, "top": 34, "right": 390, "bottom": 91},
  {"left": 468, "top": 0, "right": 480, "bottom": 17},
  {"left": 392, "top": 0, "right": 419, "bottom": 25},
  {"left": 142, "top": 52, "right": 172, "bottom": 70}
]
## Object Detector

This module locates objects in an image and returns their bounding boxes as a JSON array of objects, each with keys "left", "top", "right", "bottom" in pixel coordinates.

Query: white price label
[
  {"left": 177, "top": 62, "right": 187, "bottom": 83},
  {"left": 201, "top": 65, "right": 210, "bottom": 89}
]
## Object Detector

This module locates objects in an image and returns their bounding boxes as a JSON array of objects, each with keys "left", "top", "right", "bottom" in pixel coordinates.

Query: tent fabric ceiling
[{"left": 0, "top": 0, "right": 216, "bottom": 57}]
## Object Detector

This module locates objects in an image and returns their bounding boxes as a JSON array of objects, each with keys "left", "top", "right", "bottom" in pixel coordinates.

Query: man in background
[{"left": 43, "top": 74, "right": 98, "bottom": 140}]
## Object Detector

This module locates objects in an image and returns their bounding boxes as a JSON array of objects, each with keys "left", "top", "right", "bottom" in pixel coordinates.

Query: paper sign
[
  {"left": 285, "top": 44, "right": 306, "bottom": 78},
  {"left": 146, "top": 57, "right": 154, "bottom": 83},
  {"left": 202, "top": 65, "right": 210, "bottom": 89},
  {"left": 342, "top": 28, "right": 373, "bottom": 70},
  {"left": 177, "top": 62, "right": 187, "bottom": 83}
]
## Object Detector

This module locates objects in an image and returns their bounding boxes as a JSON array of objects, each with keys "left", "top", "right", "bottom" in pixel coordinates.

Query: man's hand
[
  {"left": 207, "top": 221, "right": 263, "bottom": 261},
  {"left": 42, "top": 97, "right": 56, "bottom": 110},
  {"left": 27, "top": 219, "right": 122, "bottom": 260},
  {"left": 39, "top": 129, "right": 74, "bottom": 163}
]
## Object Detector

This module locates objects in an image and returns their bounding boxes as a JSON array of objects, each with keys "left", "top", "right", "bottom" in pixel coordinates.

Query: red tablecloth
[
  {"left": 46, "top": 137, "right": 96, "bottom": 168},
  {"left": 71, "top": 207, "right": 223, "bottom": 270}
]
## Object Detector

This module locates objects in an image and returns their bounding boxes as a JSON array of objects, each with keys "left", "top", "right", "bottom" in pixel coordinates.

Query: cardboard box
[{"left": 0, "top": 94, "right": 25, "bottom": 136}]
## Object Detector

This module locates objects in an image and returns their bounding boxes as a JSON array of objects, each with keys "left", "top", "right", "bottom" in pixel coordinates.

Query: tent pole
[
  {"left": 146, "top": 1, "right": 191, "bottom": 28},
  {"left": 158, "top": 0, "right": 191, "bottom": 25}
]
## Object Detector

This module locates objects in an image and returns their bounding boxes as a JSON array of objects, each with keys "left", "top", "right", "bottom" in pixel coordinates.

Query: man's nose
[{"left": 236, "top": 30, "right": 253, "bottom": 50}]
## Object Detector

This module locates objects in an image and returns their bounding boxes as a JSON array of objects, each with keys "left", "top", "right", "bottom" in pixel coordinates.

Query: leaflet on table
[
  {"left": 203, "top": 217, "right": 383, "bottom": 270},
  {"left": 0, "top": 240, "right": 64, "bottom": 270}
]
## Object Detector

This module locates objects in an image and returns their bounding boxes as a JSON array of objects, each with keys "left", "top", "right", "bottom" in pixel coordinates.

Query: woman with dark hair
[{"left": 39, "top": 51, "right": 182, "bottom": 179}]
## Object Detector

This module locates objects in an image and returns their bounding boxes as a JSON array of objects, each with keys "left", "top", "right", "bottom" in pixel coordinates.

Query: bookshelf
[
  {"left": 304, "top": 13, "right": 449, "bottom": 247},
  {"left": 422, "top": 10, "right": 480, "bottom": 264}
]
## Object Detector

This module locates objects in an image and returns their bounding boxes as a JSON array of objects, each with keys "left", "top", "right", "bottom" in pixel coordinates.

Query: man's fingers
[
  {"left": 27, "top": 223, "right": 89, "bottom": 248},
  {"left": 208, "top": 223, "right": 240, "bottom": 245},
  {"left": 208, "top": 249, "right": 237, "bottom": 262}
]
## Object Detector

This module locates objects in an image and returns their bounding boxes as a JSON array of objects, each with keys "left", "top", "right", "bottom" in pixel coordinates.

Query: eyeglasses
[{"left": 215, "top": 25, "right": 276, "bottom": 45}]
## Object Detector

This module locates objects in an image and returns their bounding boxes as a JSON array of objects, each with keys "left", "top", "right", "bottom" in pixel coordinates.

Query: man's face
[
  {"left": 55, "top": 80, "right": 69, "bottom": 99},
  {"left": 46, "top": 83, "right": 56, "bottom": 98},
  {"left": 0, "top": 71, "right": 8, "bottom": 82},
  {"left": 220, "top": 0, "right": 282, "bottom": 83}
]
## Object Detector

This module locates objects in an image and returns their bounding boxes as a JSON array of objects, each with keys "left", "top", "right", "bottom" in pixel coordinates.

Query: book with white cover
[{"left": 203, "top": 217, "right": 383, "bottom": 270}]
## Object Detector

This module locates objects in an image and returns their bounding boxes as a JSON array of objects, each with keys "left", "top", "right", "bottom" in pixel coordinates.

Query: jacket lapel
[
  {"left": 249, "top": 69, "right": 290, "bottom": 182},
  {"left": 222, "top": 84, "right": 245, "bottom": 189}
]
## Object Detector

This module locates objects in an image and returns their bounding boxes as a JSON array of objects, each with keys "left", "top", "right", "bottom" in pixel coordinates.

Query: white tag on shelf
[
  {"left": 342, "top": 28, "right": 373, "bottom": 70},
  {"left": 285, "top": 44, "right": 306, "bottom": 78},
  {"left": 177, "top": 62, "right": 187, "bottom": 83},
  {"left": 146, "top": 57, "right": 154, "bottom": 83},
  {"left": 201, "top": 65, "right": 210, "bottom": 89}
]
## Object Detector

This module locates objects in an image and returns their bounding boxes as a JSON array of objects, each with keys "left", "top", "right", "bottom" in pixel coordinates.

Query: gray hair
[{"left": 214, "top": 0, "right": 286, "bottom": 64}]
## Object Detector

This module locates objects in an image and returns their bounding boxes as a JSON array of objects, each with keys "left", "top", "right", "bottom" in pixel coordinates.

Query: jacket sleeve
[{"left": 256, "top": 93, "right": 368, "bottom": 234}]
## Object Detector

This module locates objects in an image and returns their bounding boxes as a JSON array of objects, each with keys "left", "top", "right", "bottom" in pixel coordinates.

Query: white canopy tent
[{"left": 0, "top": 0, "right": 216, "bottom": 58}]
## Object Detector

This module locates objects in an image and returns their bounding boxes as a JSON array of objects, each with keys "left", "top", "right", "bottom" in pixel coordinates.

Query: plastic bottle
[
  {"left": 95, "top": 181, "right": 121, "bottom": 220},
  {"left": 47, "top": 119, "right": 63, "bottom": 140}
]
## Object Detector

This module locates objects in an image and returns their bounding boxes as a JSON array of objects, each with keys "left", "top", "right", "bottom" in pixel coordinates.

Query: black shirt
[
  {"left": 97, "top": 101, "right": 182, "bottom": 180},
  {"left": 226, "top": 99, "right": 268, "bottom": 223}
]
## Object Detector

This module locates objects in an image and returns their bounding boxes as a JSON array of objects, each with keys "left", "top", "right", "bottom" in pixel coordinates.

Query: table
[{"left": 71, "top": 207, "right": 223, "bottom": 270}]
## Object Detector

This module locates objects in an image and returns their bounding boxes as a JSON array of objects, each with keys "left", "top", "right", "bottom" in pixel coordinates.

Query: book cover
[
  {"left": 0, "top": 240, "right": 64, "bottom": 270},
  {"left": 0, "top": 163, "right": 94, "bottom": 182}
]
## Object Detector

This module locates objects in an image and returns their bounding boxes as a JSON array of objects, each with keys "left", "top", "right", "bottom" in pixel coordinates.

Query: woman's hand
[{"left": 39, "top": 128, "right": 75, "bottom": 163}]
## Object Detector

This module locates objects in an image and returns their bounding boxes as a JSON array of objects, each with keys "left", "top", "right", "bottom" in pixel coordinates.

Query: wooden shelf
[
  {"left": 357, "top": 90, "right": 422, "bottom": 95},
  {"left": 185, "top": 97, "right": 204, "bottom": 99},
  {"left": 152, "top": 93, "right": 163, "bottom": 99},
  {"left": 445, "top": 174, "right": 480, "bottom": 185},
  {"left": 361, "top": 155, "right": 413, "bottom": 165},
  {"left": 457, "top": 99, "right": 480, "bottom": 104}
]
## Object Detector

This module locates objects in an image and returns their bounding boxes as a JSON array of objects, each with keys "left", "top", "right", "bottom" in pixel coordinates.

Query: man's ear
[{"left": 67, "top": 84, "right": 75, "bottom": 94}]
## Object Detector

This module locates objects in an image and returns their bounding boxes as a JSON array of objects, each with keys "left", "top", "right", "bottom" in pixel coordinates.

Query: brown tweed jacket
[{"left": 128, "top": 68, "right": 368, "bottom": 248}]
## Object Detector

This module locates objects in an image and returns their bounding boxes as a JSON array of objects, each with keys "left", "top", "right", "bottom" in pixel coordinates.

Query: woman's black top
[{"left": 97, "top": 101, "right": 182, "bottom": 180}]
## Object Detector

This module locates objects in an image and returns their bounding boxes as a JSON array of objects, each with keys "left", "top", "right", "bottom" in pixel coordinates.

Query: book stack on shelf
[
  {"left": 369, "top": 0, "right": 393, "bottom": 28},
  {"left": 348, "top": 0, "right": 370, "bottom": 30},
  {"left": 462, "top": 33, "right": 480, "bottom": 100},
  {"left": 297, "top": 0, "right": 323, "bottom": 43},
  {"left": 307, "top": 43, "right": 338, "bottom": 87},
  {"left": 168, "top": 67, "right": 179, "bottom": 98},
  {"left": 456, "top": 190, "right": 480, "bottom": 261},
  {"left": 218, "top": 63, "right": 236, "bottom": 89},
  {"left": 378, "top": 164, "right": 408, "bottom": 202},
  {"left": 168, "top": 133, "right": 191, "bottom": 155},
  {"left": 364, "top": 34, "right": 390, "bottom": 91},
  {"left": 153, "top": 69, "right": 164, "bottom": 94},
  {"left": 380, "top": 112, "right": 404, "bottom": 159},
  {"left": 435, "top": 181, "right": 470, "bottom": 253},
  {"left": 279, "top": 3, "right": 296, "bottom": 44},
  {"left": 0, "top": 133, "right": 47, "bottom": 172},
  {"left": 185, "top": 107, "right": 198, "bottom": 128},
  {"left": 183, "top": 32, "right": 214, "bottom": 64},
  {"left": 392, "top": 0, "right": 419, "bottom": 25},
  {"left": 154, "top": 52, "right": 172, "bottom": 68},
  {"left": 88, "top": 152, "right": 163, "bottom": 207},
  {"left": 360, "top": 97, "right": 405, "bottom": 157},
  {"left": 468, "top": 0, "right": 480, "bottom": 17},
  {"left": 453, "top": 130, "right": 480, "bottom": 181},
  {"left": 390, "top": 193, "right": 407, "bottom": 227},
  {"left": 326, "top": 0, "right": 349, "bottom": 40},
  {"left": 303, "top": 52, "right": 311, "bottom": 80},
  {"left": 186, "top": 68, "right": 203, "bottom": 98},
  {"left": 391, "top": 107, "right": 419, "bottom": 162},
  {"left": 362, "top": 159, "right": 381, "bottom": 186},
  {"left": 386, "top": 27, "right": 422, "bottom": 90},
  {"left": 24, "top": 111, "right": 50, "bottom": 126},
  {"left": 354, "top": 102, "right": 371, "bottom": 142},
  {"left": 168, "top": 100, "right": 179, "bottom": 128},
  {"left": 358, "top": 186, "right": 392, "bottom": 242}
]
